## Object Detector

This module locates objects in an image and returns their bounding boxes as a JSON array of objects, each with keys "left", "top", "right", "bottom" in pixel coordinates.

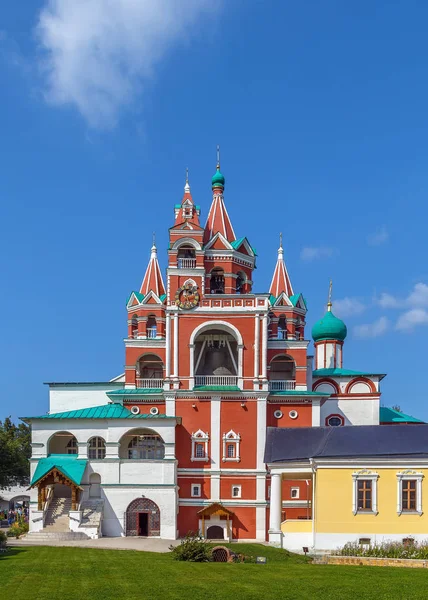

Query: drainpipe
[{"left": 309, "top": 458, "right": 316, "bottom": 551}]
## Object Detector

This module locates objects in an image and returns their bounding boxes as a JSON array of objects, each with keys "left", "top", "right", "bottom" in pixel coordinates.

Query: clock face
[{"left": 175, "top": 283, "right": 200, "bottom": 310}]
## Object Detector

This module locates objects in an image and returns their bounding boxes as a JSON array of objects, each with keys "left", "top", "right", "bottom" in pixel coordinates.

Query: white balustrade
[
  {"left": 178, "top": 258, "right": 196, "bottom": 269},
  {"left": 146, "top": 328, "right": 157, "bottom": 339},
  {"left": 194, "top": 375, "right": 238, "bottom": 387},
  {"left": 135, "top": 378, "right": 164, "bottom": 389},
  {"left": 268, "top": 380, "right": 296, "bottom": 391}
]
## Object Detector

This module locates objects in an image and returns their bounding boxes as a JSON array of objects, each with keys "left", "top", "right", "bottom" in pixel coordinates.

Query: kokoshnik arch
[{"left": 23, "top": 157, "right": 420, "bottom": 546}]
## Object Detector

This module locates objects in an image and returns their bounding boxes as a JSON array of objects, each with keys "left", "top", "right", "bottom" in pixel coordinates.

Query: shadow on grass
[{"left": 0, "top": 547, "right": 28, "bottom": 561}]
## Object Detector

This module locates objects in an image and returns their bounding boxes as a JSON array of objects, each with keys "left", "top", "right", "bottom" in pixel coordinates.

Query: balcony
[
  {"left": 136, "top": 378, "right": 164, "bottom": 389},
  {"left": 268, "top": 380, "right": 296, "bottom": 392},
  {"left": 177, "top": 258, "right": 196, "bottom": 269},
  {"left": 146, "top": 328, "right": 157, "bottom": 339},
  {"left": 194, "top": 375, "right": 239, "bottom": 388}
]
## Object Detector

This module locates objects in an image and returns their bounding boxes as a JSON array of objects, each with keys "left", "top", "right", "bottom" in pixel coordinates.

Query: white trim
[
  {"left": 352, "top": 470, "right": 379, "bottom": 516},
  {"left": 191, "top": 429, "right": 209, "bottom": 462},
  {"left": 396, "top": 470, "right": 424, "bottom": 516},
  {"left": 254, "top": 313, "right": 260, "bottom": 379},
  {"left": 222, "top": 430, "right": 241, "bottom": 462},
  {"left": 211, "top": 397, "right": 221, "bottom": 469}
]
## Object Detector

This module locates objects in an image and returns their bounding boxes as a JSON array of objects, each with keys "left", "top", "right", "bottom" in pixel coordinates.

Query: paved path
[{"left": 10, "top": 536, "right": 180, "bottom": 553}]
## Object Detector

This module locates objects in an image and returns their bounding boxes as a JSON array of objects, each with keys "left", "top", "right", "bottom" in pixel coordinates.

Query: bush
[
  {"left": 334, "top": 539, "right": 428, "bottom": 560},
  {"left": 7, "top": 519, "right": 29, "bottom": 539},
  {"left": 169, "top": 532, "right": 212, "bottom": 562},
  {"left": 0, "top": 530, "right": 7, "bottom": 549}
]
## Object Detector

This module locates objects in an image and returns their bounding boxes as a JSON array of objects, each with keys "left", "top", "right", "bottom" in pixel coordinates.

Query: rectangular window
[
  {"left": 291, "top": 487, "right": 299, "bottom": 499},
  {"left": 357, "top": 480, "right": 372, "bottom": 511},
  {"left": 191, "top": 484, "right": 201, "bottom": 498},
  {"left": 195, "top": 443, "right": 205, "bottom": 458},
  {"left": 232, "top": 485, "right": 241, "bottom": 498},
  {"left": 402, "top": 480, "right": 417, "bottom": 511},
  {"left": 227, "top": 444, "right": 235, "bottom": 458}
]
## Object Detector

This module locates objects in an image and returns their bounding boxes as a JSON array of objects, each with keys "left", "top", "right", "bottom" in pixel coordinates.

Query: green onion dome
[
  {"left": 212, "top": 165, "right": 225, "bottom": 188},
  {"left": 312, "top": 308, "right": 347, "bottom": 342}
]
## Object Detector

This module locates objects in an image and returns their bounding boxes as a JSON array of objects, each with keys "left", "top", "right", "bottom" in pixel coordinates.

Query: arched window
[
  {"left": 269, "top": 355, "right": 296, "bottom": 391},
  {"left": 88, "top": 437, "right": 106, "bottom": 459},
  {"left": 146, "top": 315, "right": 157, "bottom": 339},
  {"left": 128, "top": 434, "right": 165, "bottom": 460},
  {"left": 210, "top": 268, "right": 225, "bottom": 294},
  {"left": 222, "top": 430, "right": 241, "bottom": 462},
  {"left": 177, "top": 244, "right": 196, "bottom": 268},
  {"left": 136, "top": 354, "right": 164, "bottom": 388},
  {"left": 278, "top": 315, "right": 287, "bottom": 340},
  {"left": 89, "top": 473, "right": 102, "bottom": 498},
  {"left": 131, "top": 316, "right": 138, "bottom": 338},
  {"left": 66, "top": 438, "right": 78, "bottom": 455},
  {"left": 236, "top": 271, "right": 246, "bottom": 294}
]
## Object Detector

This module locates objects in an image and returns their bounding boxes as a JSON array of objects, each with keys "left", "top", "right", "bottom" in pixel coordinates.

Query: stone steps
[{"left": 25, "top": 531, "right": 89, "bottom": 540}]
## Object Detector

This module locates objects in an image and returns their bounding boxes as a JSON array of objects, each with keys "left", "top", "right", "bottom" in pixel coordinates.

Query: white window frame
[
  {"left": 352, "top": 470, "right": 379, "bottom": 515},
  {"left": 222, "top": 430, "right": 241, "bottom": 463},
  {"left": 396, "top": 470, "right": 423, "bottom": 516},
  {"left": 232, "top": 485, "right": 241, "bottom": 498},
  {"left": 191, "top": 483, "right": 201, "bottom": 498},
  {"left": 191, "top": 429, "right": 209, "bottom": 462},
  {"left": 290, "top": 487, "right": 300, "bottom": 499}
]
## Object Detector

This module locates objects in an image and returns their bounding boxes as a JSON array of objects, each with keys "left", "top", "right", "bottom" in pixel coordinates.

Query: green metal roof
[
  {"left": 30, "top": 455, "right": 88, "bottom": 487},
  {"left": 160, "top": 294, "right": 167, "bottom": 303},
  {"left": 126, "top": 291, "right": 144, "bottom": 305},
  {"left": 22, "top": 403, "right": 175, "bottom": 420},
  {"left": 313, "top": 368, "right": 385, "bottom": 378},
  {"left": 193, "top": 386, "right": 241, "bottom": 392},
  {"left": 380, "top": 406, "right": 424, "bottom": 424},
  {"left": 212, "top": 166, "right": 225, "bottom": 188},
  {"left": 289, "top": 293, "right": 307, "bottom": 309},
  {"left": 107, "top": 388, "right": 164, "bottom": 397},
  {"left": 230, "top": 237, "right": 257, "bottom": 256},
  {"left": 269, "top": 390, "right": 329, "bottom": 397},
  {"left": 312, "top": 309, "right": 347, "bottom": 342}
]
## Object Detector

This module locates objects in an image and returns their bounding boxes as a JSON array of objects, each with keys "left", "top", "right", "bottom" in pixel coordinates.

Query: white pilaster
[
  {"left": 256, "top": 397, "right": 267, "bottom": 470},
  {"left": 269, "top": 472, "right": 282, "bottom": 546},
  {"left": 261, "top": 314, "right": 268, "bottom": 380},
  {"left": 254, "top": 313, "right": 260, "bottom": 379},
  {"left": 165, "top": 312, "right": 171, "bottom": 378},
  {"left": 210, "top": 396, "right": 221, "bottom": 469},
  {"left": 312, "top": 399, "right": 321, "bottom": 427},
  {"left": 173, "top": 313, "right": 179, "bottom": 378},
  {"left": 165, "top": 393, "right": 176, "bottom": 417}
]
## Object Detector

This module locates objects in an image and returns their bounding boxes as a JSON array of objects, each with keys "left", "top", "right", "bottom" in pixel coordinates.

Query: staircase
[{"left": 26, "top": 497, "right": 89, "bottom": 541}]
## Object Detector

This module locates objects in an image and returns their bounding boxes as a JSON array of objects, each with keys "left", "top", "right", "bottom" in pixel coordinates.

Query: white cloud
[
  {"left": 377, "top": 283, "right": 428, "bottom": 309},
  {"left": 353, "top": 316, "right": 389, "bottom": 339},
  {"left": 377, "top": 292, "right": 400, "bottom": 308},
  {"left": 333, "top": 297, "right": 365, "bottom": 318},
  {"left": 396, "top": 309, "right": 428, "bottom": 332},
  {"left": 36, "top": 0, "right": 220, "bottom": 128},
  {"left": 300, "top": 246, "right": 335, "bottom": 261},
  {"left": 368, "top": 225, "right": 389, "bottom": 246}
]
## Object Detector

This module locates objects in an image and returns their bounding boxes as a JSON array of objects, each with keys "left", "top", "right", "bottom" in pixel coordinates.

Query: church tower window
[{"left": 210, "top": 268, "right": 225, "bottom": 294}]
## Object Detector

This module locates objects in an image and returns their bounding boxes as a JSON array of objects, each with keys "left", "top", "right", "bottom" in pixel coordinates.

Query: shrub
[
  {"left": 169, "top": 532, "right": 212, "bottom": 562},
  {"left": 7, "top": 519, "right": 29, "bottom": 539},
  {"left": 334, "top": 539, "right": 428, "bottom": 560},
  {"left": 0, "top": 530, "right": 7, "bottom": 549}
]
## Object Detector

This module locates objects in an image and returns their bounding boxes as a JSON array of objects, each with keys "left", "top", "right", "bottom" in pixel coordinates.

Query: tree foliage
[{"left": 0, "top": 418, "right": 31, "bottom": 488}]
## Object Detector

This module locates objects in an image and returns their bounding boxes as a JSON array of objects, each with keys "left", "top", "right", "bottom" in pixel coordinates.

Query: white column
[
  {"left": 173, "top": 313, "right": 179, "bottom": 378},
  {"left": 261, "top": 314, "right": 268, "bottom": 380},
  {"left": 189, "top": 344, "right": 195, "bottom": 389},
  {"left": 165, "top": 312, "right": 171, "bottom": 378},
  {"left": 254, "top": 313, "right": 260, "bottom": 380},
  {"left": 256, "top": 397, "right": 267, "bottom": 470},
  {"left": 312, "top": 399, "right": 321, "bottom": 427},
  {"left": 210, "top": 396, "right": 221, "bottom": 469},
  {"left": 269, "top": 472, "right": 283, "bottom": 546}
]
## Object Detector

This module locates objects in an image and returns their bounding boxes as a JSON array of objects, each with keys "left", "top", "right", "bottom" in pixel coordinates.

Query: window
[
  {"left": 352, "top": 470, "right": 379, "bottom": 515},
  {"left": 88, "top": 437, "right": 106, "bottom": 459},
  {"left": 191, "top": 430, "right": 209, "bottom": 462},
  {"left": 222, "top": 430, "right": 241, "bottom": 462},
  {"left": 326, "top": 414, "right": 344, "bottom": 427},
  {"left": 128, "top": 435, "right": 165, "bottom": 460},
  {"left": 146, "top": 316, "right": 157, "bottom": 339},
  {"left": 397, "top": 471, "right": 423, "bottom": 515},
  {"left": 66, "top": 438, "right": 78, "bottom": 455},
  {"left": 210, "top": 268, "right": 225, "bottom": 294},
  {"left": 191, "top": 484, "right": 201, "bottom": 498},
  {"left": 291, "top": 487, "right": 299, "bottom": 499},
  {"left": 232, "top": 485, "right": 241, "bottom": 498}
]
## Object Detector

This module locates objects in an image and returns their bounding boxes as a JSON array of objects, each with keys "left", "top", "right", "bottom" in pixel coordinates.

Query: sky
[{"left": 1, "top": 1, "right": 428, "bottom": 422}]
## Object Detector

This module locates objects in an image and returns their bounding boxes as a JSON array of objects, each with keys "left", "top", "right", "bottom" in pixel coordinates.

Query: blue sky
[{"left": 1, "top": 1, "right": 428, "bottom": 422}]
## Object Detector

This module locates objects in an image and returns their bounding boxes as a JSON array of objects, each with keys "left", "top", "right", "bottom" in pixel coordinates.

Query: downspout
[{"left": 309, "top": 458, "right": 316, "bottom": 551}]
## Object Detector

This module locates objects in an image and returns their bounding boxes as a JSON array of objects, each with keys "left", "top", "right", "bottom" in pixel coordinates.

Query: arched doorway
[
  {"left": 89, "top": 473, "right": 101, "bottom": 498},
  {"left": 125, "top": 498, "right": 160, "bottom": 537},
  {"left": 206, "top": 525, "right": 224, "bottom": 539}
]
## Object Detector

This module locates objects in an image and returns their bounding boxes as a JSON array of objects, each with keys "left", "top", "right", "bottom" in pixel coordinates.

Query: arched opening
[
  {"left": 210, "top": 267, "right": 225, "bottom": 294},
  {"left": 48, "top": 431, "right": 78, "bottom": 455},
  {"left": 119, "top": 428, "right": 165, "bottom": 460},
  {"left": 125, "top": 497, "right": 160, "bottom": 536},
  {"left": 89, "top": 473, "right": 102, "bottom": 498},
  {"left": 206, "top": 525, "right": 224, "bottom": 539},
  {"left": 146, "top": 315, "right": 157, "bottom": 339},
  {"left": 136, "top": 354, "right": 164, "bottom": 388},
  {"left": 88, "top": 437, "right": 106, "bottom": 460},
  {"left": 194, "top": 328, "right": 238, "bottom": 387},
  {"left": 269, "top": 355, "right": 296, "bottom": 391},
  {"left": 177, "top": 244, "right": 196, "bottom": 268},
  {"left": 131, "top": 316, "right": 138, "bottom": 338},
  {"left": 236, "top": 271, "right": 246, "bottom": 294},
  {"left": 277, "top": 315, "right": 287, "bottom": 340}
]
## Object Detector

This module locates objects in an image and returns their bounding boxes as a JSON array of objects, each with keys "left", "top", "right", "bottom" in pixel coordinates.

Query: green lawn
[{"left": 1, "top": 544, "right": 427, "bottom": 600}]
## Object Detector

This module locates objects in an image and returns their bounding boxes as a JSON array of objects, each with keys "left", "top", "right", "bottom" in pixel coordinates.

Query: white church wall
[
  {"left": 321, "top": 397, "right": 380, "bottom": 426},
  {"left": 49, "top": 385, "right": 121, "bottom": 413}
]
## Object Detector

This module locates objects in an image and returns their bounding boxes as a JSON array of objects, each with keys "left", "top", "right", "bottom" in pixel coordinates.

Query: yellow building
[{"left": 265, "top": 424, "right": 428, "bottom": 551}]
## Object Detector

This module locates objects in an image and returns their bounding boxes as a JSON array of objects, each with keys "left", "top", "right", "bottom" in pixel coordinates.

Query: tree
[{"left": 0, "top": 418, "right": 31, "bottom": 488}]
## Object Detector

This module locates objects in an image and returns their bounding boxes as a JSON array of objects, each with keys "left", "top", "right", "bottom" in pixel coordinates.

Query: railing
[
  {"left": 268, "top": 380, "right": 296, "bottom": 391},
  {"left": 136, "top": 378, "right": 164, "bottom": 389},
  {"left": 194, "top": 375, "right": 238, "bottom": 387},
  {"left": 178, "top": 258, "right": 196, "bottom": 269},
  {"left": 146, "top": 328, "right": 157, "bottom": 339}
]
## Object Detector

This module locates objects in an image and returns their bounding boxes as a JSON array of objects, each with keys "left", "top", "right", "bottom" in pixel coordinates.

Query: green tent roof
[
  {"left": 126, "top": 291, "right": 144, "bottom": 305},
  {"left": 313, "top": 368, "right": 385, "bottom": 378},
  {"left": 380, "top": 407, "right": 424, "bottom": 424},
  {"left": 22, "top": 403, "right": 176, "bottom": 421},
  {"left": 30, "top": 455, "right": 88, "bottom": 487},
  {"left": 230, "top": 237, "right": 257, "bottom": 256}
]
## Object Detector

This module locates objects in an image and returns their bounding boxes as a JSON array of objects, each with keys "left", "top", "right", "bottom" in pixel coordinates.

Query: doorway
[{"left": 138, "top": 512, "right": 149, "bottom": 536}]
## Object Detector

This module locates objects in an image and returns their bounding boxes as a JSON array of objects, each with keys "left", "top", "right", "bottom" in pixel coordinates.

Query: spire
[
  {"left": 184, "top": 167, "right": 190, "bottom": 193},
  {"left": 140, "top": 238, "right": 166, "bottom": 298},
  {"left": 327, "top": 279, "right": 333, "bottom": 312},
  {"left": 204, "top": 149, "right": 235, "bottom": 243},
  {"left": 269, "top": 233, "right": 294, "bottom": 297}
]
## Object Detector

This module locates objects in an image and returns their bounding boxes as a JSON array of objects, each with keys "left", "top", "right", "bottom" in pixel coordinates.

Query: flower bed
[{"left": 334, "top": 539, "right": 428, "bottom": 560}]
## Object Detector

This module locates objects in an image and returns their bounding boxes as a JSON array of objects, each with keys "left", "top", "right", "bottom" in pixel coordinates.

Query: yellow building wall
[
  {"left": 316, "top": 468, "right": 428, "bottom": 534},
  {"left": 281, "top": 519, "right": 312, "bottom": 534}
]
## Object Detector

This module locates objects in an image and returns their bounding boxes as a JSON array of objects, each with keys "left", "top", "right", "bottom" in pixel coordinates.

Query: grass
[{"left": 1, "top": 544, "right": 428, "bottom": 600}]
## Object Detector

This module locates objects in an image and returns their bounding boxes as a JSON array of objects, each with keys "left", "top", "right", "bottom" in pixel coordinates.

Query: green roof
[
  {"left": 312, "top": 309, "right": 347, "bottom": 342},
  {"left": 30, "top": 455, "right": 88, "bottom": 487},
  {"left": 230, "top": 237, "right": 257, "bottom": 256},
  {"left": 193, "top": 386, "right": 240, "bottom": 392},
  {"left": 126, "top": 291, "right": 144, "bottom": 305},
  {"left": 22, "top": 403, "right": 174, "bottom": 420},
  {"left": 380, "top": 407, "right": 424, "bottom": 424},
  {"left": 107, "top": 388, "right": 164, "bottom": 397},
  {"left": 160, "top": 294, "right": 167, "bottom": 303},
  {"left": 289, "top": 293, "right": 307, "bottom": 309},
  {"left": 268, "top": 390, "right": 329, "bottom": 397},
  {"left": 313, "top": 368, "right": 384, "bottom": 378},
  {"left": 212, "top": 166, "right": 225, "bottom": 188}
]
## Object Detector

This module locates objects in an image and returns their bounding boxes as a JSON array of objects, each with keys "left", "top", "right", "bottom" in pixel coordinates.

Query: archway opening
[
  {"left": 48, "top": 431, "right": 78, "bottom": 455},
  {"left": 269, "top": 355, "right": 296, "bottom": 391},
  {"left": 136, "top": 354, "right": 164, "bottom": 388},
  {"left": 89, "top": 473, "right": 102, "bottom": 498},
  {"left": 125, "top": 498, "right": 160, "bottom": 537},
  {"left": 177, "top": 244, "right": 196, "bottom": 268},
  {"left": 210, "top": 268, "right": 225, "bottom": 294},
  {"left": 119, "top": 428, "right": 165, "bottom": 460},
  {"left": 194, "top": 328, "right": 238, "bottom": 387}
]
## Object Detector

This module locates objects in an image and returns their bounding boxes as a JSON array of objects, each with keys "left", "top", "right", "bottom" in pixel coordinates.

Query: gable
[
  {"left": 274, "top": 292, "right": 292, "bottom": 307},
  {"left": 204, "top": 232, "right": 233, "bottom": 251}
]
